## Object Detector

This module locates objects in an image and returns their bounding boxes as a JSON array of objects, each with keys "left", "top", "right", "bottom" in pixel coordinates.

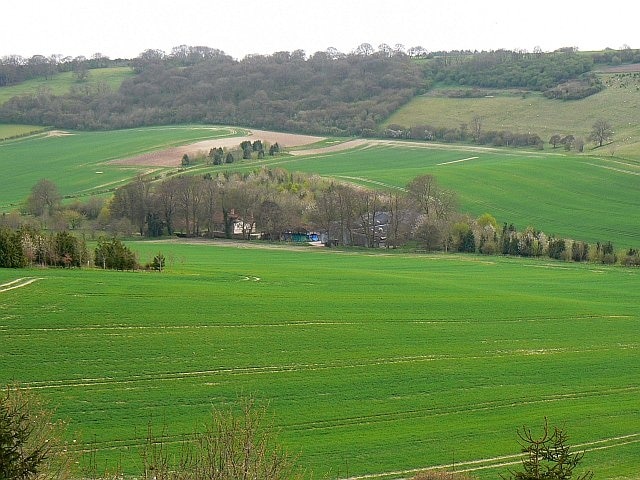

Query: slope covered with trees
[
  {"left": 0, "top": 46, "right": 424, "bottom": 135},
  {"left": 2, "top": 44, "right": 637, "bottom": 135}
]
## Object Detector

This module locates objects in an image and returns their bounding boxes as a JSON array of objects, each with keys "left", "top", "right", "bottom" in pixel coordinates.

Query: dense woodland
[{"left": 1, "top": 44, "right": 639, "bottom": 135}]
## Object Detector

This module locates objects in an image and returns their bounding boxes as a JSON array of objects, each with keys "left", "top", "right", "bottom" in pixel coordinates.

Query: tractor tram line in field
[
  {"left": 0, "top": 277, "right": 43, "bottom": 293},
  {"left": 67, "top": 431, "right": 640, "bottom": 480},
  {"left": 16, "top": 348, "right": 638, "bottom": 391},
  {"left": 338, "top": 434, "right": 640, "bottom": 480}
]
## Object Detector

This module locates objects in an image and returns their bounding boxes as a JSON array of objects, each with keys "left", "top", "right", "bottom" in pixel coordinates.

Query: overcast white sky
[{"left": 2, "top": 0, "right": 637, "bottom": 60}]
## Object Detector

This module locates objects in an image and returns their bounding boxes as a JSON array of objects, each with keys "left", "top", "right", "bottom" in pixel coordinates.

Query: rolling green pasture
[
  {"left": 386, "top": 74, "right": 640, "bottom": 158},
  {"left": 1, "top": 241, "right": 638, "bottom": 479},
  {"left": 0, "top": 67, "right": 135, "bottom": 105},
  {"left": 220, "top": 143, "right": 640, "bottom": 249},
  {"left": 0, "top": 125, "right": 240, "bottom": 210}
]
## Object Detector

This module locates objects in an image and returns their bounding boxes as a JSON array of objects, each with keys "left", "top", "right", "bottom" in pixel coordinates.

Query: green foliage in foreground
[
  {"left": 0, "top": 387, "right": 73, "bottom": 480},
  {"left": 1, "top": 241, "right": 638, "bottom": 479}
]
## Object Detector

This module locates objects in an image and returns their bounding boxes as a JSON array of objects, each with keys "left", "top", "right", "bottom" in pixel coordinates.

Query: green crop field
[
  {"left": 0, "top": 67, "right": 135, "bottom": 105},
  {"left": 1, "top": 241, "right": 638, "bottom": 479},
  {"left": 0, "top": 125, "right": 242, "bottom": 210}
]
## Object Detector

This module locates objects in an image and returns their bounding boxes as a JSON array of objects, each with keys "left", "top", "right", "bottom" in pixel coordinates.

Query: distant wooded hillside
[{"left": 1, "top": 45, "right": 639, "bottom": 135}]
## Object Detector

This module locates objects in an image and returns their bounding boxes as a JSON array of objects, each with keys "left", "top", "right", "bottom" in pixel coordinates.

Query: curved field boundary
[
  {"left": 0, "top": 277, "right": 43, "bottom": 293},
  {"left": 113, "top": 129, "right": 324, "bottom": 167},
  {"left": 110, "top": 129, "right": 520, "bottom": 167}
]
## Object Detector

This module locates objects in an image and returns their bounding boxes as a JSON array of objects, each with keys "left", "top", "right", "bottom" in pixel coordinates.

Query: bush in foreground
[
  {"left": 140, "top": 397, "right": 303, "bottom": 480},
  {"left": 0, "top": 386, "right": 74, "bottom": 480}
]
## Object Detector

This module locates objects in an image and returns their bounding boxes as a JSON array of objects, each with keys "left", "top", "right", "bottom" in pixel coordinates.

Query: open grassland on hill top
[
  {"left": 0, "top": 67, "right": 135, "bottom": 105},
  {"left": 386, "top": 73, "right": 640, "bottom": 157},
  {"left": 0, "top": 123, "right": 48, "bottom": 140},
  {"left": 1, "top": 241, "right": 639, "bottom": 479}
]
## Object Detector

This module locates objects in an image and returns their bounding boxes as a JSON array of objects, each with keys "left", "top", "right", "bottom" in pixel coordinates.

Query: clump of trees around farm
[{"left": 3, "top": 169, "right": 639, "bottom": 269}]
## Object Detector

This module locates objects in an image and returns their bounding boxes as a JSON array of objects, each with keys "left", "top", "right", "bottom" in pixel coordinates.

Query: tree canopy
[{"left": 2, "top": 45, "right": 636, "bottom": 135}]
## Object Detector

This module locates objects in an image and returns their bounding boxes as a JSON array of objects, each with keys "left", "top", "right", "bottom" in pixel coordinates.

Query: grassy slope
[
  {"left": 0, "top": 126, "right": 238, "bottom": 210},
  {"left": 0, "top": 67, "right": 135, "bottom": 105},
  {"left": 0, "top": 241, "right": 638, "bottom": 479},
  {"left": 386, "top": 73, "right": 640, "bottom": 158},
  {"left": 0, "top": 124, "right": 49, "bottom": 140}
]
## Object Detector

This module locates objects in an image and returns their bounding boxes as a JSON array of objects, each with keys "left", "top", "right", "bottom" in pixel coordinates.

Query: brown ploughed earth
[
  {"left": 110, "top": 128, "right": 503, "bottom": 168},
  {"left": 110, "top": 129, "right": 329, "bottom": 167}
]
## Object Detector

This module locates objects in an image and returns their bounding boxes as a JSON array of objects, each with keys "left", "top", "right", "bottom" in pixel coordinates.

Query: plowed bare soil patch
[{"left": 110, "top": 129, "right": 325, "bottom": 167}]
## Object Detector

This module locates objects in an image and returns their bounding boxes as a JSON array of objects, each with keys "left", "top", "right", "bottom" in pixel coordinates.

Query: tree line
[
  {"left": 2, "top": 45, "right": 636, "bottom": 136},
  {"left": 0, "top": 226, "right": 143, "bottom": 270},
  {"left": 0, "top": 46, "right": 423, "bottom": 135},
  {"left": 3, "top": 168, "right": 638, "bottom": 269},
  {"left": 384, "top": 117, "right": 614, "bottom": 152},
  {"left": 0, "top": 52, "right": 123, "bottom": 86},
  {"left": 428, "top": 48, "right": 601, "bottom": 96}
]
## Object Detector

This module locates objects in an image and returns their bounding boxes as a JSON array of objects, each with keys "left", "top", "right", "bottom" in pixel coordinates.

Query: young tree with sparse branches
[{"left": 502, "top": 417, "right": 593, "bottom": 480}]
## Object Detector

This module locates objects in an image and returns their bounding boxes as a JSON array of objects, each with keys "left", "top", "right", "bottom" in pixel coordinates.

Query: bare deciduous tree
[
  {"left": 588, "top": 119, "right": 614, "bottom": 148},
  {"left": 26, "top": 179, "right": 61, "bottom": 217},
  {"left": 141, "top": 397, "right": 302, "bottom": 480}
]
